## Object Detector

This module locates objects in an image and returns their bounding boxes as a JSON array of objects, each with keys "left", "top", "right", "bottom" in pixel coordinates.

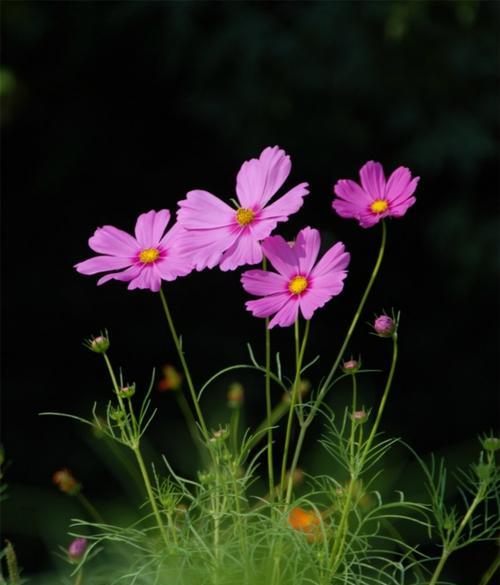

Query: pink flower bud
[
  {"left": 342, "top": 359, "right": 359, "bottom": 373},
  {"left": 352, "top": 410, "right": 367, "bottom": 423},
  {"left": 373, "top": 315, "right": 395, "bottom": 337},
  {"left": 68, "top": 538, "right": 87, "bottom": 562}
]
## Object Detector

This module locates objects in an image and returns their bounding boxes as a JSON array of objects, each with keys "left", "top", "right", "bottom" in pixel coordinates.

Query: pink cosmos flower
[
  {"left": 332, "top": 161, "right": 419, "bottom": 228},
  {"left": 241, "top": 227, "right": 350, "bottom": 329},
  {"left": 176, "top": 146, "right": 309, "bottom": 271},
  {"left": 75, "top": 210, "right": 192, "bottom": 292}
]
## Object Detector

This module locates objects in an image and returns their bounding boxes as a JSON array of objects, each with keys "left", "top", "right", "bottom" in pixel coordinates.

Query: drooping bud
[
  {"left": 373, "top": 315, "right": 396, "bottom": 337},
  {"left": 52, "top": 468, "right": 81, "bottom": 495},
  {"left": 227, "top": 382, "right": 244, "bottom": 409},
  {"left": 342, "top": 359, "right": 360, "bottom": 374},
  {"left": 158, "top": 364, "right": 183, "bottom": 392},
  {"left": 87, "top": 335, "right": 110, "bottom": 354},
  {"left": 68, "top": 538, "right": 88, "bottom": 563}
]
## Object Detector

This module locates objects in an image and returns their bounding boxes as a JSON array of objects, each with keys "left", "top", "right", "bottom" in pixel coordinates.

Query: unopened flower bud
[
  {"left": 89, "top": 335, "right": 109, "bottom": 354},
  {"left": 53, "top": 468, "right": 81, "bottom": 495},
  {"left": 68, "top": 538, "right": 87, "bottom": 562},
  {"left": 118, "top": 384, "right": 135, "bottom": 399},
  {"left": 286, "top": 467, "right": 304, "bottom": 487},
  {"left": 158, "top": 364, "right": 183, "bottom": 392},
  {"left": 373, "top": 315, "right": 396, "bottom": 337},
  {"left": 227, "top": 383, "right": 244, "bottom": 409},
  {"left": 352, "top": 410, "right": 367, "bottom": 423},
  {"left": 475, "top": 462, "right": 491, "bottom": 482},
  {"left": 342, "top": 359, "right": 360, "bottom": 374},
  {"left": 209, "top": 428, "right": 229, "bottom": 443},
  {"left": 110, "top": 407, "right": 125, "bottom": 421}
]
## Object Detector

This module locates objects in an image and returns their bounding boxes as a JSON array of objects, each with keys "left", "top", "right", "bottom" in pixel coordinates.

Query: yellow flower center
[
  {"left": 139, "top": 248, "right": 160, "bottom": 264},
  {"left": 288, "top": 275, "right": 308, "bottom": 295},
  {"left": 236, "top": 208, "right": 255, "bottom": 226},
  {"left": 370, "top": 199, "right": 388, "bottom": 214}
]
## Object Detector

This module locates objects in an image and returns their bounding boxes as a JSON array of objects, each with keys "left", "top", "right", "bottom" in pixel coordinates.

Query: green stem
[
  {"left": 133, "top": 445, "right": 170, "bottom": 549},
  {"left": 349, "top": 374, "right": 358, "bottom": 465},
  {"left": 263, "top": 252, "right": 275, "bottom": 501},
  {"left": 282, "top": 319, "right": 310, "bottom": 503},
  {"left": 159, "top": 287, "right": 209, "bottom": 441},
  {"left": 287, "top": 221, "right": 387, "bottom": 478},
  {"left": 101, "top": 353, "right": 169, "bottom": 549},
  {"left": 428, "top": 487, "right": 486, "bottom": 585},
  {"left": 76, "top": 493, "right": 105, "bottom": 524},
  {"left": 74, "top": 569, "right": 83, "bottom": 585},
  {"left": 330, "top": 331, "right": 398, "bottom": 572}
]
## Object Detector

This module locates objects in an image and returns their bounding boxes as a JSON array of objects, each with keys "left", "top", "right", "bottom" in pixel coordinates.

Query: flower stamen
[
  {"left": 139, "top": 248, "right": 160, "bottom": 264},
  {"left": 288, "top": 275, "right": 308, "bottom": 295},
  {"left": 370, "top": 199, "right": 388, "bottom": 214},
  {"left": 236, "top": 208, "right": 255, "bottom": 226}
]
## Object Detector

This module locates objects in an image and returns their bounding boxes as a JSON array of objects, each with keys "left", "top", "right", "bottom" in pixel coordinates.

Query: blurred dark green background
[{"left": 2, "top": 0, "right": 499, "bottom": 582}]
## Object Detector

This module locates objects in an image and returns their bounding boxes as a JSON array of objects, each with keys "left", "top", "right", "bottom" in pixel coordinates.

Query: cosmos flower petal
[
  {"left": 333, "top": 179, "right": 372, "bottom": 205},
  {"left": 176, "top": 226, "right": 240, "bottom": 271},
  {"left": 135, "top": 210, "right": 170, "bottom": 248},
  {"left": 88, "top": 226, "right": 138, "bottom": 256},
  {"left": 177, "top": 190, "right": 235, "bottom": 230},
  {"left": 258, "top": 182, "right": 309, "bottom": 222},
  {"left": 154, "top": 255, "right": 193, "bottom": 281},
  {"left": 97, "top": 264, "right": 143, "bottom": 285},
  {"left": 219, "top": 232, "right": 263, "bottom": 271},
  {"left": 390, "top": 196, "right": 417, "bottom": 218},
  {"left": 359, "top": 161, "right": 386, "bottom": 199},
  {"left": 127, "top": 266, "right": 162, "bottom": 292},
  {"left": 268, "top": 298, "right": 300, "bottom": 329},
  {"left": 241, "top": 269, "right": 288, "bottom": 296},
  {"left": 310, "top": 242, "right": 350, "bottom": 279},
  {"left": 245, "top": 293, "right": 290, "bottom": 318},
  {"left": 75, "top": 255, "right": 133, "bottom": 275},
  {"left": 299, "top": 288, "right": 337, "bottom": 320},
  {"left": 261, "top": 235, "right": 300, "bottom": 279},
  {"left": 295, "top": 227, "right": 320, "bottom": 276},
  {"left": 236, "top": 146, "right": 291, "bottom": 208}
]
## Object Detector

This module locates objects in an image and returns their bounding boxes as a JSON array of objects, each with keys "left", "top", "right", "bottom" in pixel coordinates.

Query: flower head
[
  {"left": 241, "top": 227, "right": 349, "bottom": 328},
  {"left": 75, "top": 210, "right": 193, "bottom": 292},
  {"left": 373, "top": 314, "right": 396, "bottom": 337},
  {"left": 177, "top": 146, "right": 309, "bottom": 271},
  {"left": 53, "top": 468, "right": 81, "bottom": 495},
  {"left": 288, "top": 507, "right": 322, "bottom": 542},
  {"left": 342, "top": 359, "right": 360, "bottom": 374},
  {"left": 68, "top": 538, "right": 87, "bottom": 562},
  {"left": 88, "top": 335, "right": 110, "bottom": 354},
  {"left": 332, "top": 161, "right": 419, "bottom": 227}
]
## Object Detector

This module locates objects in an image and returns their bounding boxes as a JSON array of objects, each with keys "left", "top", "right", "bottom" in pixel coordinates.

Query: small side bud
[
  {"left": 373, "top": 315, "right": 396, "bottom": 338},
  {"left": 86, "top": 334, "right": 110, "bottom": 354},
  {"left": 158, "top": 364, "right": 183, "bottom": 392},
  {"left": 227, "top": 382, "right": 244, "bottom": 409},
  {"left": 342, "top": 359, "right": 360, "bottom": 374},
  {"left": 109, "top": 406, "right": 125, "bottom": 421},
  {"left": 68, "top": 537, "right": 88, "bottom": 563},
  {"left": 52, "top": 468, "right": 81, "bottom": 495},
  {"left": 209, "top": 427, "right": 229, "bottom": 443},
  {"left": 118, "top": 384, "right": 136, "bottom": 399}
]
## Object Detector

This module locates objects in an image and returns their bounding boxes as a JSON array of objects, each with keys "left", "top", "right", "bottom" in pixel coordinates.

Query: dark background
[{"left": 2, "top": 1, "right": 499, "bottom": 582}]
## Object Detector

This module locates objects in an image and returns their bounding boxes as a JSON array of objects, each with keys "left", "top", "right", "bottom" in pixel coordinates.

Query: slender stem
[
  {"left": 349, "top": 374, "right": 358, "bottom": 464},
  {"left": 428, "top": 487, "right": 486, "bottom": 585},
  {"left": 175, "top": 390, "right": 205, "bottom": 454},
  {"left": 74, "top": 570, "right": 83, "bottom": 585},
  {"left": 158, "top": 287, "right": 209, "bottom": 441},
  {"left": 282, "top": 319, "right": 310, "bottom": 503},
  {"left": 287, "top": 220, "right": 387, "bottom": 481},
  {"left": 133, "top": 445, "right": 170, "bottom": 549},
  {"left": 101, "top": 353, "right": 169, "bottom": 549},
  {"left": 76, "top": 493, "right": 105, "bottom": 524},
  {"left": 330, "top": 332, "right": 398, "bottom": 572},
  {"left": 358, "top": 333, "right": 398, "bottom": 471},
  {"left": 479, "top": 551, "right": 500, "bottom": 585}
]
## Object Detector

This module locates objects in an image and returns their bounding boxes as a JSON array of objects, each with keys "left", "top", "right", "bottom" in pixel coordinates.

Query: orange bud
[
  {"left": 52, "top": 468, "right": 81, "bottom": 495},
  {"left": 288, "top": 507, "right": 322, "bottom": 542},
  {"left": 158, "top": 364, "right": 183, "bottom": 392}
]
